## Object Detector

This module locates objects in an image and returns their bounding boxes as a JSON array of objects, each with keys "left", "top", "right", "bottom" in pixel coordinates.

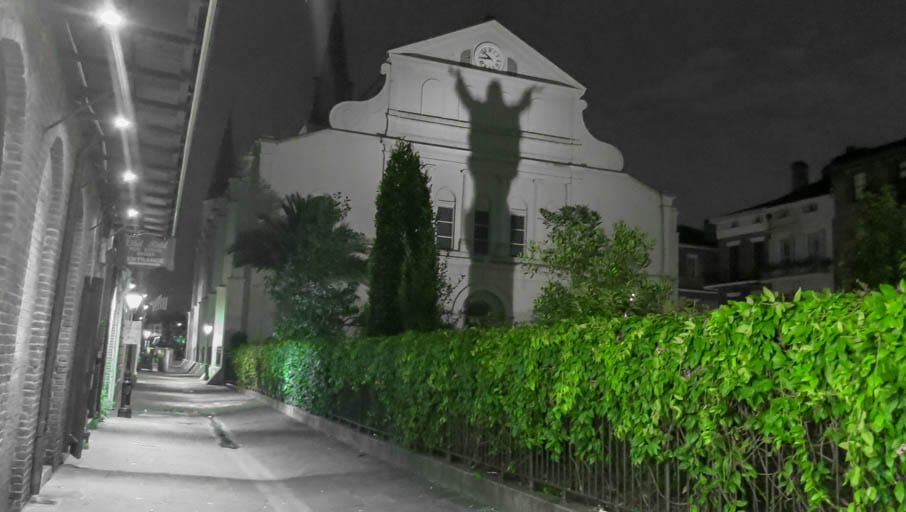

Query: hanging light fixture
[{"left": 124, "top": 292, "right": 143, "bottom": 310}]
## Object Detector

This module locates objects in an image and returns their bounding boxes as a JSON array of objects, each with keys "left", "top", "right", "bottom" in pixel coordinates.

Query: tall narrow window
[
  {"left": 728, "top": 245, "right": 740, "bottom": 280},
  {"left": 509, "top": 213, "right": 525, "bottom": 257},
  {"left": 807, "top": 232, "right": 824, "bottom": 259},
  {"left": 436, "top": 206, "right": 454, "bottom": 250},
  {"left": 473, "top": 210, "right": 489, "bottom": 255},
  {"left": 853, "top": 171, "right": 867, "bottom": 201},
  {"left": 685, "top": 253, "right": 699, "bottom": 278},
  {"left": 781, "top": 237, "right": 795, "bottom": 264},
  {"left": 753, "top": 240, "right": 765, "bottom": 273}
]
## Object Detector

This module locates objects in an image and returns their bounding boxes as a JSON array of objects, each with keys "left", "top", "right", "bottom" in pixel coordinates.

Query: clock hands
[{"left": 475, "top": 45, "right": 501, "bottom": 69}]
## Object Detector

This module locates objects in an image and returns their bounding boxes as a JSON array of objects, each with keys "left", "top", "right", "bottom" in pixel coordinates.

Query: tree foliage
[
  {"left": 841, "top": 185, "right": 906, "bottom": 290},
  {"left": 523, "top": 204, "right": 671, "bottom": 322},
  {"left": 366, "top": 141, "right": 442, "bottom": 335},
  {"left": 229, "top": 193, "right": 367, "bottom": 339}
]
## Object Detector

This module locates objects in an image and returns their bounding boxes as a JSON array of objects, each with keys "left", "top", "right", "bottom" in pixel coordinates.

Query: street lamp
[
  {"left": 118, "top": 291, "right": 143, "bottom": 418},
  {"left": 201, "top": 323, "right": 214, "bottom": 379},
  {"left": 126, "top": 207, "right": 140, "bottom": 219},
  {"left": 124, "top": 292, "right": 143, "bottom": 310},
  {"left": 122, "top": 170, "right": 138, "bottom": 183}
]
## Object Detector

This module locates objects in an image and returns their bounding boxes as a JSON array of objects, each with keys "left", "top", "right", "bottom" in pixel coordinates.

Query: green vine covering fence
[{"left": 233, "top": 285, "right": 906, "bottom": 511}]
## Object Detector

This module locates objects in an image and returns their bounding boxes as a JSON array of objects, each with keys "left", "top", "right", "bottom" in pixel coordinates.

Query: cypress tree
[{"left": 367, "top": 141, "right": 441, "bottom": 335}]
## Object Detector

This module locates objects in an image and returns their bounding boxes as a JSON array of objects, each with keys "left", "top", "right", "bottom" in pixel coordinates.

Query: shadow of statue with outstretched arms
[{"left": 450, "top": 67, "right": 539, "bottom": 325}]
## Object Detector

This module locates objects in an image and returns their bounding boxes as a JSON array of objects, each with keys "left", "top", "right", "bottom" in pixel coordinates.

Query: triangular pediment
[{"left": 389, "top": 20, "right": 584, "bottom": 90}]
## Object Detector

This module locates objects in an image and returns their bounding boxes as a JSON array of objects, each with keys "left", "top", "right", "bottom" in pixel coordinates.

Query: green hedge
[
  {"left": 233, "top": 339, "right": 329, "bottom": 414},
  {"left": 233, "top": 285, "right": 906, "bottom": 511}
]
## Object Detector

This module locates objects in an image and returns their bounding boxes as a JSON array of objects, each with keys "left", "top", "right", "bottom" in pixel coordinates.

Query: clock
[{"left": 473, "top": 42, "right": 504, "bottom": 70}]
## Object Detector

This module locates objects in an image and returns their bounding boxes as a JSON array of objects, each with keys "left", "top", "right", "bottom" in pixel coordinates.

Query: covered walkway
[{"left": 25, "top": 370, "right": 493, "bottom": 512}]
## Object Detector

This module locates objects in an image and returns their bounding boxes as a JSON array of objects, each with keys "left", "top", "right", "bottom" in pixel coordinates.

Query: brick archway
[
  {"left": 0, "top": 38, "right": 26, "bottom": 179},
  {"left": 42, "top": 183, "right": 87, "bottom": 467},
  {"left": 7, "top": 137, "right": 68, "bottom": 505}
]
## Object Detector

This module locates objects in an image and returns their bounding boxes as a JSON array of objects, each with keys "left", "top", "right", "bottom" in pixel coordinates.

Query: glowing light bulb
[
  {"left": 124, "top": 292, "right": 143, "bottom": 310},
  {"left": 96, "top": 7, "right": 126, "bottom": 29},
  {"left": 113, "top": 116, "right": 132, "bottom": 130}
]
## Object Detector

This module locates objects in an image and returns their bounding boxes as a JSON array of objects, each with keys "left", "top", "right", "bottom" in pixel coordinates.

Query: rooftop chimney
[{"left": 791, "top": 160, "right": 809, "bottom": 192}]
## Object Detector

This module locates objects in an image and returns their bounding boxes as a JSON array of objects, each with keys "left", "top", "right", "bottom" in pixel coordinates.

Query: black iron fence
[{"left": 332, "top": 388, "right": 851, "bottom": 511}]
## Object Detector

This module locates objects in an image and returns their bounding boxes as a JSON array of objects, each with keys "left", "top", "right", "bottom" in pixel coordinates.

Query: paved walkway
[{"left": 26, "top": 370, "right": 493, "bottom": 512}]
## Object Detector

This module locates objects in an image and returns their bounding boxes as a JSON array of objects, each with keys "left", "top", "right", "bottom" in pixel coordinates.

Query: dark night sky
[
  {"left": 167, "top": 0, "right": 906, "bottom": 309},
  {"left": 337, "top": 0, "right": 906, "bottom": 225}
]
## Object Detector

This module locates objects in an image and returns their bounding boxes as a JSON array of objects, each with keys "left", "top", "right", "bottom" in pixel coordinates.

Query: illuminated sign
[{"left": 125, "top": 235, "right": 171, "bottom": 268}]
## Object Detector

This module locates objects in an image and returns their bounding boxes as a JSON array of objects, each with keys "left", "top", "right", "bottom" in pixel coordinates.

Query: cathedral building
[{"left": 188, "top": 20, "right": 677, "bottom": 357}]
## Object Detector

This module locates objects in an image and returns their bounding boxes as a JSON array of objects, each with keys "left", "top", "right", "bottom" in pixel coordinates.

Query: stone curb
[{"left": 238, "top": 387, "right": 586, "bottom": 512}]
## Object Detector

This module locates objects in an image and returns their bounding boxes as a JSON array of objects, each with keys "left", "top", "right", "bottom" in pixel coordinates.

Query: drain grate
[{"left": 208, "top": 416, "right": 239, "bottom": 449}]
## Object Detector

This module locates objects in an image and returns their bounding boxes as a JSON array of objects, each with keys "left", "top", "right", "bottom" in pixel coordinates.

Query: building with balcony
[{"left": 705, "top": 162, "right": 834, "bottom": 301}]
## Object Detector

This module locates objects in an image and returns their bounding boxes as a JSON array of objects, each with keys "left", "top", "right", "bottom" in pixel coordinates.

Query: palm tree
[{"left": 229, "top": 193, "right": 367, "bottom": 339}]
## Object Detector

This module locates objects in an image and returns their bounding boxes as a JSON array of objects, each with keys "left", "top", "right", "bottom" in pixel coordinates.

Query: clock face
[{"left": 474, "top": 42, "right": 504, "bottom": 70}]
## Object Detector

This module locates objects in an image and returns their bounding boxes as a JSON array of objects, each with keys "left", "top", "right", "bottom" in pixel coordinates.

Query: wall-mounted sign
[
  {"left": 123, "top": 320, "right": 143, "bottom": 345},
  {"left": 125, "top": 235, "right": 171, "bottom": 268}
]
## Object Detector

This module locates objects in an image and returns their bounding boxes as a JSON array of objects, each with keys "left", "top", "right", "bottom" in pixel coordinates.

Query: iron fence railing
[{"left": 332, "top": 388, "right": 851, "bottom": 511}]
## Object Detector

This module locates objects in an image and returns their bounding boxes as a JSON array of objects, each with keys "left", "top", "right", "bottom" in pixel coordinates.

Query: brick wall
[
  {"left": 0, "top": 1, "right": 104, "bottom": 510},
  {"left": 44, "top": 191, "right": 87, "bottom": 465}
]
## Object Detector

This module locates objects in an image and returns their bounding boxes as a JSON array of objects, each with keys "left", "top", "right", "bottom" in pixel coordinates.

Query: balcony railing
[
  {"left": 761, "top": 257, "right": 833, "bottom": 278},
  {"left": 719, "top": 257, "right": 832, "bottom": 284}
]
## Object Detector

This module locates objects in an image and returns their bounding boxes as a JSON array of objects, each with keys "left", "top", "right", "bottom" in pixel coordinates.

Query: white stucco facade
[
  {"left": 249, "top": 20, "right": 677, "bottom": 327},
  {"left": 707, "top": 187, "right": 835, "bottom": 299}
]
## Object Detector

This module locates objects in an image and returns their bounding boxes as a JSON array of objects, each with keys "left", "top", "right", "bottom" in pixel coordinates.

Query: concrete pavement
[{"left": 25, "top": 370, "right": 494, "bottom": 512}]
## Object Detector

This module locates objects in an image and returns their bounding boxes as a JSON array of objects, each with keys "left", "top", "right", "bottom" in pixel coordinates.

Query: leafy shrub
[
  {"left": 234, "top": 284, "right": 906, "bottom": 511},
  {"left": 233, "top": 339, "right": 328, "bottom": 414}
]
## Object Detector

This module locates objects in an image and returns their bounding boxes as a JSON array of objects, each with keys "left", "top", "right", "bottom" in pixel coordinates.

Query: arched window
[
  {"left": 464, "top": 290, "right": 506, "bottom": 326},
  {"left": 420, "top": 79, "right": 443, "bottom": 117}
]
